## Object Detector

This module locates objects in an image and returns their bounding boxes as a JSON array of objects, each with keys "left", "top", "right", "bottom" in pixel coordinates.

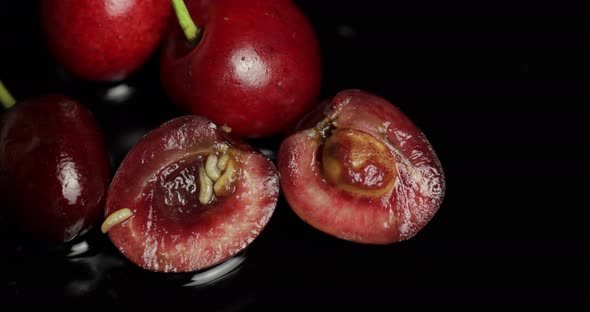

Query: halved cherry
[
  {"left": 103, "top": 116, "right": 279, "bottom": 272},
  {"left": 277, "top": 89, "right": 445, "bottom": 244}
]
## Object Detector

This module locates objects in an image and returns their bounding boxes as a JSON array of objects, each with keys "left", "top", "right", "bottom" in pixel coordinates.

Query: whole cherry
[
  {"left": 160, "top": 0, "right": 322, "bottom": 138},
  {"left": 41, "top": 0, "right": 172, "bottom": 82},
  {"left": 0, "top": 81, "right": 111, "bottom": 242}
]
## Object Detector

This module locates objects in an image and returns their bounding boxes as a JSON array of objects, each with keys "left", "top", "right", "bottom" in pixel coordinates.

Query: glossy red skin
[
  {"left": 105, "top": 116, "right": 279, "bottom": 272},
  {"left": 41, "top": 0, "right": 172, "bottom": 81},
  {"left": 0, "top": 95, "right": 111, "bottom": 242},
  {"left": 277, "top": 90, "right": 446, "bottom": 244},
  {"left": 160, "top": 0, "right": 322, "bottom": 138}
]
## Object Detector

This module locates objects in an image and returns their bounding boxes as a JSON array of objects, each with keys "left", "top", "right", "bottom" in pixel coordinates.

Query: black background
[{"left": 1, "top": 0, "right": 588, "bottom": 308}]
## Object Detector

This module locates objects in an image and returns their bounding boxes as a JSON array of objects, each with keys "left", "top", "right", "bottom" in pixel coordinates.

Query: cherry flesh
[
  {"left": 104, "top": 115, "right": 279, "bottom": 272},
  {"left": 277, "top": 89, "right": 446, "bottom": 244}
]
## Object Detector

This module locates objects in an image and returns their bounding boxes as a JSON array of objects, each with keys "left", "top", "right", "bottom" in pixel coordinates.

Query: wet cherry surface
[
  {"left": 1, "top": 0, "right": 588, "bottom": 308},
  {"left": 104, "top": 115, "right": 279, "bottom": 273},
  {"left": 0, "top": 95, "right": 111, "bottom": 242},
  {"left": 278, "top": 90, "right": 446, "bottom": 244},
  {"left": 161, "top": 0, "right": 322, "bottom": 138}
]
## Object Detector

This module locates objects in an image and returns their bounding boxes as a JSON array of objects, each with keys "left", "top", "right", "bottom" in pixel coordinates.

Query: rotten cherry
[{"left": 103, "top": 115, "right": 279, "bottom": 272}]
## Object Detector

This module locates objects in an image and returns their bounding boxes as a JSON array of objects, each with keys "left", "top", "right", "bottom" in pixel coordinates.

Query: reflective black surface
[{"left": 1, "top": 0, "right": 588, "bottom": 308}]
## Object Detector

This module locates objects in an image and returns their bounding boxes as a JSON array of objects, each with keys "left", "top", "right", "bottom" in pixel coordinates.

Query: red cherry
[
  {"left": 0, "top": 82, "right": 111, "bottom": 242},
  {"left": 41, "top": 0, "right": 172, "bottom": 82},
  {"left": 103, "top": 115, "right": 279, "bottom": 272},
  {"left": 278, "top": 90, "right": 446, "bottom": 244},
  {"left": 161, "top": 0, "right": 322, "bottom": 138}
]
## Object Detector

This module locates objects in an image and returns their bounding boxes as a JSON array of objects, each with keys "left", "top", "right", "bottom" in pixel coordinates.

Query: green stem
[
  {"left": 172, "top": 0, "right": 201, "bottom": 43},
  {"left": 0, "top": 80, "right": 16, "bottom": 109}
]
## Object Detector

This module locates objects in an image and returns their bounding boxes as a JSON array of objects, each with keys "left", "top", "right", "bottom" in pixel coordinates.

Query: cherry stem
[
  {"left": 0, "top": 80, "right": 16, "bottom": 109},
  {"left": 172, "top": 0, "right": 201, "bottom": 43}
]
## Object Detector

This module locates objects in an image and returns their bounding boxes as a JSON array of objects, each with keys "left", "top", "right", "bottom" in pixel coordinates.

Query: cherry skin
[
  {"left": 41, "top": 0, "right": 172, "bottom": 82},
  {"left": 103, "top": 115, "right": 279, "bottom": 272},
  {"left": 160, "top": 0, "right": 322, "bottom": 138},
  {"left": 277, "top": 90, "right": 446, "bottom": 244},
  {"left": 0, "top": 94, "right": 111, "bottom": 242}
]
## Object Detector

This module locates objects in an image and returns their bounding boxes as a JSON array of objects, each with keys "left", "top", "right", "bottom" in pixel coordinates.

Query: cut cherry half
[
  {"left": 278, "top": 89, "right": 446, "bottom": 244},
  {"left": 103, "top": 116, "right": 279, "bottom": 272}
]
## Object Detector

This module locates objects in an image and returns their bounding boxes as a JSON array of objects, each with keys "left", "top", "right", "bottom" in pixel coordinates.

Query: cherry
[
  {"left": 277, "top": 89, "right": 446, "bottom": 244},
  {"left": 160, "top": 0, "right": 322, "bottom": 138},
  {"left": 0, "top": 81, "right": 111, "bottom": 242},
  {"left": 103, "top": 115, "right": 279, "bottom": 272},
  {"left": 41, "top": 0, "right": 172, "bottom": 82}
]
